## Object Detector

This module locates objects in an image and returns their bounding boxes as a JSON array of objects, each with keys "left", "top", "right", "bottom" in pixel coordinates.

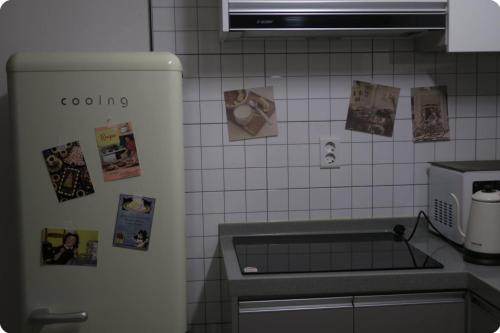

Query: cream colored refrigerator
[{"left": 7, "top": 52, "right": 186, "bottom": 333}]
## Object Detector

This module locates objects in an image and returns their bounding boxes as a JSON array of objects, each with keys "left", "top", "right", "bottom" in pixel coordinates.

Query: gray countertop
[{"left": 219, "top": 217, "right": 500, "bottom": 308}]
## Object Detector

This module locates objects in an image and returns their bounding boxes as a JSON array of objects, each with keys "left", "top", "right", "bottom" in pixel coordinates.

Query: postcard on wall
[
  {"left": 95, "top": 121, "right": 141, "bottom": 181},
  {"left": 345, "top": 81, "right": 400, "bottom": 137},
  {"left": 411, "top": 86, "right": 450, "bottom": 143},
  {"left": 224, "top": 87, "right": 278, "bottom": 141},
  {"left": 113, "top": 194, "right": 156, "bottom": 251},
  {"left": 41, "top": 228, "right": 98, "bottom": 266},
  {"left": 42, "top": 141, "right": 95, "bottom": 202}
]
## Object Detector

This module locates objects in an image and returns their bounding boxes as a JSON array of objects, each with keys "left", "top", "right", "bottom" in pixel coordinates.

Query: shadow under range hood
[{"left": 221, "top": 0, "right": 447, "bottom": 39}]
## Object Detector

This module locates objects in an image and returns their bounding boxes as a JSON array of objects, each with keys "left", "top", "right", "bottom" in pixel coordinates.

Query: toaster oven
[{"left": 429, "top": 161, "right": 500, "bottom": 245}]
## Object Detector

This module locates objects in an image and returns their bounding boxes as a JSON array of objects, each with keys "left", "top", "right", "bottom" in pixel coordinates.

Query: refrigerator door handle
[{"left": 29, "top": 308, "right": 88, "bottom": 324}]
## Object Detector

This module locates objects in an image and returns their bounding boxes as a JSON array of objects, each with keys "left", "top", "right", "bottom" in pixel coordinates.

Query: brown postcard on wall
[
  {"left": 345, "top": 81, "right": 400, "bottom": 137},
  {"left": 411, "top": 86, "right": 450, "bottom": 143}
]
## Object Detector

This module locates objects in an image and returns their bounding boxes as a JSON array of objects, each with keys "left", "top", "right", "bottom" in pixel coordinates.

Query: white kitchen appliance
[
  {"left": 221, "top": 0, "right": 447, "bottom": 39},
  {"left": 7, "top": 53, "right": 186, "bottom": 333},
  {"left": 428, "top": 161, "right": 500, "bottom": 245},
  {"left": 464, "top": 187, "right": 500, "bottom": 265}
]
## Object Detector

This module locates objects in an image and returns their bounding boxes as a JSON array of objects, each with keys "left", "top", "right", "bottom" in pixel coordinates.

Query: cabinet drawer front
[
  {"left": 354, "top": 291, "right": 465, "bottom": 307},
  {"left": 354, "top": 292, "right": 465, "bottom": 333},
  {"left": 239, "top": 297, "right": 353, "bottom": 333},
  {"left": 239, "top": 296, "right": 352, "bottom": 313}
]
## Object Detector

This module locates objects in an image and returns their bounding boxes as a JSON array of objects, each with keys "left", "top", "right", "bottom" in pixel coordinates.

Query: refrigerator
[{"left": 7, "top": 52, "right": 186, "bottom": 333}]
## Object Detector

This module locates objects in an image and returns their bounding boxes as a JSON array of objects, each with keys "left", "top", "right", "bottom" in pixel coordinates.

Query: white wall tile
[
  {"left": 332, "top": 187, "right": 351, "bottom": 209},
  {"left": 197, "top": 8, "right": 219, "bottom": 30},
  {"left": 287, "top": 77, "right": 309, "bottom": 99},
  {"left": 331, "top": 76, "right": 352, "bottom": 98},
  {"left": 268, "top": 167, "right": 288, "bottom": 189},
  {"left": 200, "top": 78, "right": 222, "bottom": 100},
  {"left": 245, "top": 145, "right": 267, "bottom": 167},
  {"left": 224, "top": 169, "right": 245, "bottom": 190},
  {"left": 203, "top": 192, "right": 224, "bottom": 213},
  {"left": 373, "top": 186, "right": 393, "bottom": 207},
  {"left": 309, "top": 76, "right": 330, "bottom": 99},
  {"left": 225, "top": 191, "right": 246, "bottom": 213},
  {"left": 456, "top": 118, "right": 476, "bottom": 140},
  {"left": 185, "top": 147, "right": 202, "bottom": 169},
  {"left": 310, "top": 167, "right": 331, "bottom": 188},
  {"left": 198, "top": 31, "right": 220, "bottom": 54},
  {"left": 186, "top": 192, "right": 203, "bottom": 214},
  {"left": 414, "top": 142, "right": 435, "bottom": 163},
  {"left": 200, "top": 101, "right": 223, "bottom": 123},
  {"left": 287, "top": 123, "right": 309, "bottom": 144},
  {"left": 394, "top": 164, "right": 413, "bottom": 185},
  {"left": 287, "top": 54, "right": 308, "bottom": 76},
  {"left": 176, "top": 31, "right": 199, "bottom": 54},
  {"left": 289, "top": 166, "right": 309, "bottom": 188},
  {"left": 309, "top": 99, "right": 330, "bottom": 121},
  {"left": 243, "top": 54, "right": 265, "bottom": 76},
  {"left": 476, "top": 118, "right": 496, "bottom": 139},
  {"left": 288, "top": 144, "right": 309, "bottom": 166},
  {"left": 289, "top": 188, "right": 310, "bottom": 210},
  {"left": 309, "top": 54, "right": 330, "bottom": 75},
  {"left": 332, "top": 165, "right": 351, "bottom": 187},
  {"left": 268, "top": 189, "right": 289, "bottom": 211},
  {"left": 352, "top": 142, "right": 372, "bottom": 164},
  {"left": 201, "top": 124, "right": 222, "bottom": 146},
  {"left": 202, "top": 169, "right": 224, "bottom": 191},
  {"left": 287, "top": 99, "right": 309, "bottom": 121},
  {"left": 310, "top": 188, "right": 331, "bottom": 210},
  {"left": 352, "top": 165, "right": 372, "bottom": 186},
  {"left": 373, "top": 164, "right": 393, "bottom": 186},
  {"left": 246, "top": 168, "right": 267, "bottom": 189},
  {"left": 352, "top": 187, "right": 372, "bottom": 208},
  {"left": 186, "top": 170, "right": 202, "bottom": 192},
  {"left": 456, "top": 140, "right": 476, "bottom": 160},
  {"left": 394, "top": 185, "right": 414, "bottom": 207},
  {"left": 242, "top": 191, "right": 266, "bottom": 213},
  {"left": 476, "top": 140, "right": 497, "bottom": 160},
  {"left": 153, "top": 32, "right": 176, "bottom": 52},
  {"left": 331, "top": 53, "right": 351, "bottom": 75},
  {"left": 394, "top": 142, "right": 414, "bottom": 163},
  {"left": 265, "top": 54, "right": 286, "bottom": 76},
  {"left": 373, "top": 142, "right": 393, "bottom": 164}
]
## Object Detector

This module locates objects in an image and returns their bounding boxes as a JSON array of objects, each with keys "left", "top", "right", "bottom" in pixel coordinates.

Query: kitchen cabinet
[
  {"left": 468, "top": 293, "right": 500, "bottom": 333},
  {"left": 237, "top": 292, "right": 465, "bottom": 333},
  {"left": 238, "top": 297, "right": 353, "bottom": 333},
  {"left": 448, "top": 0, "right": 500, "bottom": 52},
  {"left": 354, "top": 292, "right": 465, "bottom": 333}
]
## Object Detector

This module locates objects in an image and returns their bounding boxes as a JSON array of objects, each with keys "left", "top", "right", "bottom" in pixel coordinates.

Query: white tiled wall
[{"left": 151, "top": 1, "right": 500, "bottom": 331}]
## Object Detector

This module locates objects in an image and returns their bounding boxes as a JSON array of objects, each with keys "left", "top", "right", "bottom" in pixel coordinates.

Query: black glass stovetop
[{"left": 234, "top": 232, "right": 443, "bottom": 274}]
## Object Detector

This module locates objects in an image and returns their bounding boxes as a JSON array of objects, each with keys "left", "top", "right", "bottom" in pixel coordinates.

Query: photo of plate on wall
[{"left": 224, "top": 87, "right": 278, "bottom": 141}]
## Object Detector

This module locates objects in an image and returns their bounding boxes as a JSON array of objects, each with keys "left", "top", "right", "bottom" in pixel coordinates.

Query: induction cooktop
[{"left": 234, "top": 232, "right": 443, "bottom": 274}]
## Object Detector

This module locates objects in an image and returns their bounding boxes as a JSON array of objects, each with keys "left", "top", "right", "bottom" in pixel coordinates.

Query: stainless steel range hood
[{"left": 220, "top": 0, "right": 447, "bottom": 39}]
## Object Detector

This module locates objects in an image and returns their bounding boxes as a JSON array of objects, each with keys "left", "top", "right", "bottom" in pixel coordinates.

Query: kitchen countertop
[{"left": 219, "top": 217, "right": 500, "bottom": 308}]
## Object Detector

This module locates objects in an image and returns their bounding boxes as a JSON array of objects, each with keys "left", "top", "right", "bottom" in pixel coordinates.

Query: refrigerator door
[{"left": 7, "top": 53, "right": 186, "bottom": 333}]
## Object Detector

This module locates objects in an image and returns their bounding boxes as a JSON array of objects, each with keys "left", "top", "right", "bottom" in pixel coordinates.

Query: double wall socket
[{"left": 319, "top": 137, "right": 341, "bottom": 169}]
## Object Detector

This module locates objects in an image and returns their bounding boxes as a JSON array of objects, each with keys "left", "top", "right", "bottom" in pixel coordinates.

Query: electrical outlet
[{"left": 319, "top": 137, "right": 341, "bottom": 169}]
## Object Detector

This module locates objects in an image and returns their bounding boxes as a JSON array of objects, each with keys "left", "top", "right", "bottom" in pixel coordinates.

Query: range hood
[{"left": 221, "top": 0, "right": 447, "bottom": 39}]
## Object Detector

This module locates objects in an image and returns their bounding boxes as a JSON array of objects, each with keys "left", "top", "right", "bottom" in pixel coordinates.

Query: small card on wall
[
  {"left": 113, "top": 194, "right": 156, "bottom": 251},
  {"left": 41, "top": 228, "right": 98, "bottom": 266},
  {"left": 95, "top": 121, "right": 141, "bottom": 181},
  {"left": 224, "top": 87, "right": 278, "bottom": 141},
  {"left": 411, "top": 86, "right": 450, "bottom": 143},
  {"left": 346, "top": 81, "right": 400, "bottom": 137},
  {"left": 42, "top": 141, "right": 95, "bottom": 202}
]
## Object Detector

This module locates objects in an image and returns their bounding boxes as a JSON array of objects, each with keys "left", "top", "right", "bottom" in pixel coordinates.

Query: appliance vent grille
[{"left": 433, "top": 199, "right": 453, "bottom": 228}]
